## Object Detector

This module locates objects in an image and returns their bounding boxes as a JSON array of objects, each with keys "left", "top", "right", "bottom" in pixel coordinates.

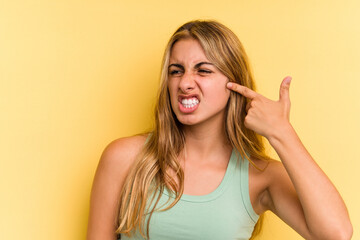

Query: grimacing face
[{"left": 167, "top": 38, "right": 231, "bottom": 127}]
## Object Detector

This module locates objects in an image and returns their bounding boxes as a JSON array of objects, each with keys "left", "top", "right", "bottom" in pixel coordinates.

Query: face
[{"left": 168, "top": 38, "right": 230, "bottom": 126}]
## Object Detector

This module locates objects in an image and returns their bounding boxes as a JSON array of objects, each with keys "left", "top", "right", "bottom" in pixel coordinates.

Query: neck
[{"left": 181, "top": 115, "right": 231, "bottom": 161}]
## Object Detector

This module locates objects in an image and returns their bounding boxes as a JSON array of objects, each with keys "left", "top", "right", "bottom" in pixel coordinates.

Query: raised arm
[
  {"left": 227, "top": 77, "right": 353, "bottom": 240},
  {"left": 86, "top": 135, "right": 146, "bottom": 240}
]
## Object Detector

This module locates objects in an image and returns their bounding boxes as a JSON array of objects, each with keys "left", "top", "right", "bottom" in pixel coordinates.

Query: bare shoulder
[
  {"left": 94, "top": 132, "right": 148, "bottom": 192},
  {"left": 261, "top": 159, "right": 296, "bottom": 205},
  {"left": 248, "top": 156, "right": 288, "bottom": 214},
  {"left": 87, "top": 134, "right": 148, "bottom": 239},
  {"left": 249, "top": 155, "right": 297, "bottom": 216},
  {"left": 249, "top": 157, "right": 286, "bottom": 186},
  {"left": 99, "top": 134, "right": 148, "bottom": 172},
  {"left": 262, "top": 159, "right": 289, "bottom": 186}
]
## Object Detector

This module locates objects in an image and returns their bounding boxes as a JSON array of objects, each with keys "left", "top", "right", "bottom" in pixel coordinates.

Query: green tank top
[{"left": 120, "top": 149, "right": 259, "bottom": 240}]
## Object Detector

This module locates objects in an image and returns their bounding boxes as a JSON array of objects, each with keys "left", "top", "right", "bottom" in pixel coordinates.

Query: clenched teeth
[{"left": 181, "top": 98, "right": 199, "bottom": 108}]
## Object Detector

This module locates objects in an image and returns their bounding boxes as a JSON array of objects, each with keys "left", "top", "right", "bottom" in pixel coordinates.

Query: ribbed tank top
[{"left": 120, "top": 149, "right": 259, "bottom": 240}]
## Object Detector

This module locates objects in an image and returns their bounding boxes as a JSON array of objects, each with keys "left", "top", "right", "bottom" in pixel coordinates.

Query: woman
[{"left": 87, "top": 20, "right": 352, "bottom": 240}]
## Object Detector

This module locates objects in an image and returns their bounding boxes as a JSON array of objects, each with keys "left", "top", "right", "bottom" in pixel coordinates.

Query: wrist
[{"left": 267, "top": 122, "right": 295, "bottom": 145}]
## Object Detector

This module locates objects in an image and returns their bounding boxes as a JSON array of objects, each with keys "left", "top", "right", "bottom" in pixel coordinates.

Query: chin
[{"left": 176, "top": 115, "right": 200, "bottom": 126}]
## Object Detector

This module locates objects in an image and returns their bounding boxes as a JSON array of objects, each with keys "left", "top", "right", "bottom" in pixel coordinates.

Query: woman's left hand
[{"left": 226, "top": 76, "right": 292, "bottom": 140}]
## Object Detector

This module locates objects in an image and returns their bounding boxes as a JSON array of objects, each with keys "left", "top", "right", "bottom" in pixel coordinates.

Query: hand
[{"left": 226, "top": 76, "right": 292, "bottom": 139}]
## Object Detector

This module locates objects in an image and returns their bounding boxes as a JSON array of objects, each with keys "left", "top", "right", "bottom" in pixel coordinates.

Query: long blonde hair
[{"left": 116, "top": 20, "right": 272, "bottom": 239}]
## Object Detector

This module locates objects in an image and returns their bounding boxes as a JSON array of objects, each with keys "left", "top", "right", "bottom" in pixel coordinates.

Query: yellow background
[{"left": 1, "top": 0, "right": 359, "bottom": 239}]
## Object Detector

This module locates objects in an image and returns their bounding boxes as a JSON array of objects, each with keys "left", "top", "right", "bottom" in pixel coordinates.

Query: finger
[
  {"left": 227, "top": 82, "right": 257, "bottom": 99},
  {"left": 279, "top": 76, "right": 292, "bottom": 103},
  {"left": 246, "top": 101, "right": 251, "bottom": 113}
]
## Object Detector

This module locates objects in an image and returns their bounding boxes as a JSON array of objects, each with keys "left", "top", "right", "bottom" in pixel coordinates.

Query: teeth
[{"left": 181, "top": 97, "right": 199, "bottom": 108}]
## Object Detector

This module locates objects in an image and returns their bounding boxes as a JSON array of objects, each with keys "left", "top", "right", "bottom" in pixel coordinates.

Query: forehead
[{"left": 169, "top": 38, "right": 209, "bottom": 64}]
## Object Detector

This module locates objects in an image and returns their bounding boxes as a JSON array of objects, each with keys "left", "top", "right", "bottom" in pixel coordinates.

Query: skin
[
  {"left": 168, "top": 38, "right": 230, "bottom": 128},
  {"left": 167, "top": 39, "right": 233, "bottom": 195},
  {"left": 87, "top": 39, "right": 353, "bottom": 240},
  {"left": 227, "top": 79, "right": 353, "bottom": 239}
]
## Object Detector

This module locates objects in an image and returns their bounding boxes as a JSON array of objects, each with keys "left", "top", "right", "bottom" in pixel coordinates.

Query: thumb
[{"left": 279, "top": 76, "right": 292, "bottom": 103}]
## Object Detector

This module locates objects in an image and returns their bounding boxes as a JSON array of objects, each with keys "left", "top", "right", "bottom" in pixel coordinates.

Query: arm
[
  {"left": 266, "top": 124, "right": 352, "bottom": 240},
  {"left": 86, "top": 135, "right": 146, "bottom": 240},
  {"left": 227, "top": 77, "right": 352, "bottom": 240}
]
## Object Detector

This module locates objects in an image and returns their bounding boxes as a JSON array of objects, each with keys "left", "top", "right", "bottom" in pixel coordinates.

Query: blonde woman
[{"left": 87, "top": 20, "right": 352, "bottom": 240}]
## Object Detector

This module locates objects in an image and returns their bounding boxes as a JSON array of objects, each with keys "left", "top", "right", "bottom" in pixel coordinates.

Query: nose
[{"left": 179, "top": 71, "right": 196, "bottom": 93}]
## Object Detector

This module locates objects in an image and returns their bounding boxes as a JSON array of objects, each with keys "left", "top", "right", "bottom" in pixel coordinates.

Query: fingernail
[{"left": 227, "top": 82, "right": 233, "bottom": 88}]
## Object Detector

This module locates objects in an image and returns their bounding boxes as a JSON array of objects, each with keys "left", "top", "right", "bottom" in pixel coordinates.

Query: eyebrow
[{"left": 168, "top": 62, "right": 214, "bottom": 70}]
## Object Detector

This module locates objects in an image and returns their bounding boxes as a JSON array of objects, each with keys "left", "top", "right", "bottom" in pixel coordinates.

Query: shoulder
[
  {"left": 261, "top": 159, "right": 290, "bottom": 190},
  {"left": 101, "top": 134, "right": 148, "bottom": 162},
  {"left": 250, "top": 156, "right": 298, "bottom": 214},
  {"left": 87, "top": 134, "right": 148, "bottom": 239},
  {"left": 93, "top": 133, "right": 148, "bottom": 190},
  {"left": 98, "top": 134, "right": 148, "bottom": 176},
  {"left": 249, "top": 157, "right": 287, "bottom": 187},
  {"left": 248, "top": 157, "right": 289, "bottom": 214}
]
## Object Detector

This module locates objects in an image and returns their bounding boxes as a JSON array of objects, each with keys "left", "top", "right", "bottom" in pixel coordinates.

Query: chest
[
  {"left": 146, "top": 191, "right": 256, "bottom": 240},
  {"left": 181, "top": 160, "right": 228, "bottom": 195},
  {"left": 121, "top": 152, "right": 261, "bottom": 240},
  {"left": 178, "top": 159, "right": 267, "bottom": 216}
]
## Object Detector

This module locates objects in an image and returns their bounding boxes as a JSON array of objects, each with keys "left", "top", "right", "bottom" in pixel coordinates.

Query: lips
[{"left": 177, "top": 94, "right": 200, "bottom": 113}]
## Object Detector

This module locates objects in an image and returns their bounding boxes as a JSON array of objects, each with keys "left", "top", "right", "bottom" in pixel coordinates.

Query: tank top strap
[{"left": 239, "top": 152, "right": 259, "bottom": 223}]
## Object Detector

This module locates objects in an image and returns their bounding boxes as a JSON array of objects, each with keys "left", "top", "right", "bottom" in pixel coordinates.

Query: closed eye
[
  {"left": 169, "top": 70, "right": 183, "bottom": 75},
  {"left": 198, "top": 69, "right": 212, "bottom": 74}
]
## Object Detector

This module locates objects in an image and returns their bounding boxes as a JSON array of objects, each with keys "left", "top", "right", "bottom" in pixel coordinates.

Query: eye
[
  {"left": 169, "top": 69, "right": 183, "bottom": 76},
  {"left": 198, "top": 69, "right": 212, "bottom": 74}
]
